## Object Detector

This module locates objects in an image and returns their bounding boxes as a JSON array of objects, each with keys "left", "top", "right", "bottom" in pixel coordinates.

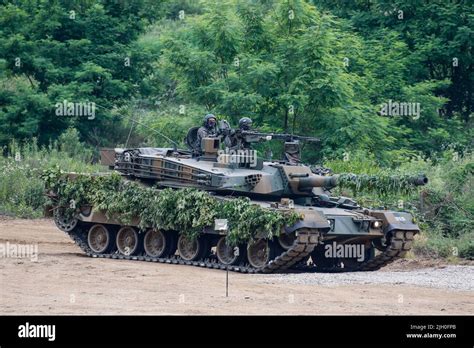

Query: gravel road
[{"left": 258, "top": 266, "right": 474, "bottom": 292}]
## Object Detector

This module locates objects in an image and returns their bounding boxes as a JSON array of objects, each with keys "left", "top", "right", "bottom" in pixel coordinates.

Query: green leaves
[
  {"left": 43, "top": 172, "right": 301, "bottom": 246},
  {"left": 337, "top": 173, "right": 426, "bottom": 196},
  {"left": 0, "top": 0, "right": 167, "bottom": 147}
]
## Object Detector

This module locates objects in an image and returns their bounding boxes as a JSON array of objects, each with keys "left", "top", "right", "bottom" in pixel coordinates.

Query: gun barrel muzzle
[{"left": 411, "top": 175, "right": 429, "bottom": 186}]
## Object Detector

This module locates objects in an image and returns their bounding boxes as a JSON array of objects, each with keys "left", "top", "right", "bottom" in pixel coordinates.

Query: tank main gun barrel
[
  {"left": 298, "top": 175, "right": 339, "bottom": 190},
  {"left": 297, "top": 174, "right": 428, "bottom": 191}
]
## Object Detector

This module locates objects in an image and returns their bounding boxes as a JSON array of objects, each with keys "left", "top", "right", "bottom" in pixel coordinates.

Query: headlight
[
  {"left": 372, "top": 220, "right": 383, "bottom": 228},
  {"left": 327, "top": 219, "right": 335, "bottom": 231}
]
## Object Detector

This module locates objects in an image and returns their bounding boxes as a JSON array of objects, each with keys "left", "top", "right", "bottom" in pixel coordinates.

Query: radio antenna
[
  {"left": 95, "top": 104, "right": 179, "bottom": 150},
  {"left": 128, "top": 117, "right": 179, "bottom": 151}
]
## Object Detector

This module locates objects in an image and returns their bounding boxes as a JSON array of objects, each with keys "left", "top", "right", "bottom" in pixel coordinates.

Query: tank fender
[
  {"left": 284, "top": 210, "right": 330, "bottom": 234},
  {"left": 369, "top": 211, "right": 420, "bottom": 235}
]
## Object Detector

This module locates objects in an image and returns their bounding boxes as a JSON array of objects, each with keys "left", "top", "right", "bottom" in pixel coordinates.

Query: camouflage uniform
[
  {"left": 224, "top": 117, "right": 253, "bottom": 150},
  {"left": 194, "top": 114, "right": 218, "bottom": 154}
]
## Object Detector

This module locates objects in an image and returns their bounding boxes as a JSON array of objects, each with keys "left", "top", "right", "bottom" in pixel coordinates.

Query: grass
[{"left": 0, "top": 129, "right": 106, "bottom": 218}]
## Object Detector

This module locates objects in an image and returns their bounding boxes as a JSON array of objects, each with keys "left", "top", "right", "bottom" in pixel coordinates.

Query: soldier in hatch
[
  {"left": 194, "top": 113, "right": 218, "bottom": 154},
  {"left": 224, "top": 117, "right": 253, "bottom": 150}
]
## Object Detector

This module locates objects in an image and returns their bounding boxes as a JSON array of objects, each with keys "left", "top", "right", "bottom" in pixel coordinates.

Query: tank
[{"left": 48, "top": 127, "right": 428, "bottom": 273}]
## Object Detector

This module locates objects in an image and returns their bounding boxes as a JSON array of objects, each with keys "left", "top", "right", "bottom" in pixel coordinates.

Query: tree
[{"left": 0, "top": 0, "right": 166, "bottom": 146}]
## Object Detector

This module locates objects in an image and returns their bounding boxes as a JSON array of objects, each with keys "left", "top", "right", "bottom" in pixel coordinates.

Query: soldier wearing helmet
[
  {"left": 224, "top": 117, "right": 254, "bottom": 150},
  {"left": 238, "top": 117, "right": 253, "bottom": 131},
  {"left": 194, "top": 113, "right": 218, "bottom": 154}
]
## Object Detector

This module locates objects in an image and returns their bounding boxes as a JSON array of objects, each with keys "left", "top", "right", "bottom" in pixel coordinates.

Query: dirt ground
[{"left": 0, "top": 218, "right": 473, "bottom": 315}]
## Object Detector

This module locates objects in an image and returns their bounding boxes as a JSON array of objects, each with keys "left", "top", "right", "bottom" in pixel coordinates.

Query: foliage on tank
[
  {"left": 337, "top": 173, "right": 427, "bottom": 196},
  {"left": 42, "top": 167, "right": 301, "bottom": 246}
]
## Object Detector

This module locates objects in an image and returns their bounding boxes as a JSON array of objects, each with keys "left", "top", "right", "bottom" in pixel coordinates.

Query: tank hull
[{"left": 51, "top": 187, "right": 419, "bottom": 273}]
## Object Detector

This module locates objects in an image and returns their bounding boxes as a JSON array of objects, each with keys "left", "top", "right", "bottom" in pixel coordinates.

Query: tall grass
[{"left": 0, "top": 128, "right": 105, "bottom": 218}]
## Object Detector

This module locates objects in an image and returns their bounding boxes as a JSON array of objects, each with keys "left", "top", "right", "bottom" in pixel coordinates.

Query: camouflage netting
[
  {"left": 41, "top": 168, "right": 301, "bottom": 246},
  {"left": 337, "top": 173, "right": 426, "bottom": 196}
]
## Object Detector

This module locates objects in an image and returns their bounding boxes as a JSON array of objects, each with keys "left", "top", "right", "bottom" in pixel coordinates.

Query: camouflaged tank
[{"left": 50, "top": 128, "right": 428, "bottom": 273}]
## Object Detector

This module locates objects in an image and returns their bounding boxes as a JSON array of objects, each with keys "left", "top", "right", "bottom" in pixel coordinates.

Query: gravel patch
[{"left": 257, "top": 266, "right": 474, "bottom": 292}]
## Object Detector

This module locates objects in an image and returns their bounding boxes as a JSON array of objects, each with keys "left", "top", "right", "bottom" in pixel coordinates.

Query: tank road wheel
[
  {"left": 87, "top": 224, "right": 113, "bottom": 254},
  {"left": 247, "top": 239, "right": 277, "bottom": 269},
  {"left": 116, "top": 226, "right": 139, "bottom": 256},
  {"left": 216, "top": 237, "right": 244, "bottom": 265},
  {"left": 144, "top": 229, "right": 177, "bottom": 258},
  {"left": 53, "top": 208, "right": 78, "bottom": 232},
  {"left": 177, "top": 235, "right": 209, "bottom": 261},
  {"left": 278, "top": 232, "right": 296, "bottom": 250}
]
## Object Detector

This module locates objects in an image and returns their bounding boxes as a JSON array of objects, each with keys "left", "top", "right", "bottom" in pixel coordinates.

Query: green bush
[
  {"left": 0, "top": 133, "right": 104, "bottom": 218},
  {"left": 0, "top": 160, "right": 45, "bottom": 218}
]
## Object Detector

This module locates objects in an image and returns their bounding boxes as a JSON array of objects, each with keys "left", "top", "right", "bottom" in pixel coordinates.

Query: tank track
[
  {"left": 294, "top": 229, "right": 415, "bottom": 272},
  {"left": 61, "top": 223, "right": 320, "bottom": 274},
  {"left": 355, "top": 230, "right": 414, "bottom": 271},
  {"left": 262, "top": 228, "right": 319, "bottom": 273}
]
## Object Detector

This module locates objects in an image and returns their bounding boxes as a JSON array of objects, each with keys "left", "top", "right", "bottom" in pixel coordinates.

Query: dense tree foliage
[
  {"left": 0, "top": 0, "right": 168, "bottom": 146},
  {"left": 0, "top": 0, "right": 472, "bottom": 162}
]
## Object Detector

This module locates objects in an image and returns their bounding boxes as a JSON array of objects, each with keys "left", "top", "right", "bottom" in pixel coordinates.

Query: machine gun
[
  {"left": 224, "top": 129, "right": 319, "bottom": 164},
  {"left": 236, "top": 130, "right": 320, "bottom": 144},
  {"left": 185, "top": 119, "right": 320, "bottom": 164}
]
